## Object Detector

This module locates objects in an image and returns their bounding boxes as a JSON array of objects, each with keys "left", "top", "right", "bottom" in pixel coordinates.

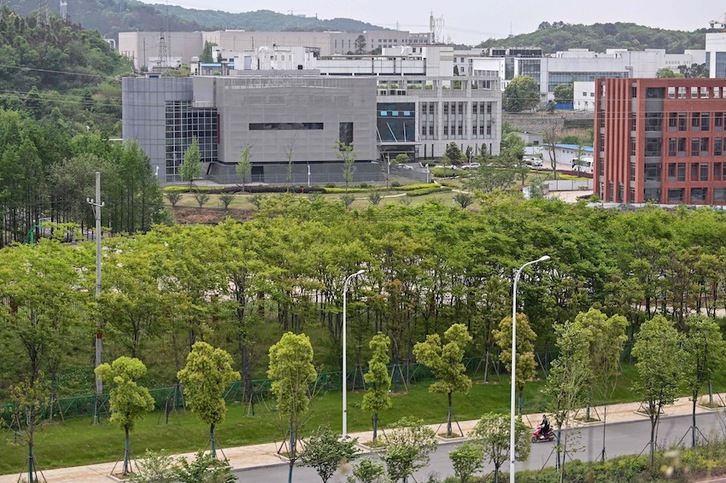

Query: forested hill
[
  {"left": 153, "top": 6, "right": 385, "bottom": 33},
  {"left": 3, "top": 0, "right": 383, "bottom": 40},
  {"left": 477, "top": 22, "right": 707, "bottom": 54},
  {"left": 4, "top": 0, "right": 205, "bottom": 39}
]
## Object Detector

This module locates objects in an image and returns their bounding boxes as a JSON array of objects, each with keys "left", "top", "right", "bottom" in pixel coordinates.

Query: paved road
[{"left": 234, "top": 411, "right": 726, "bottom": 482}]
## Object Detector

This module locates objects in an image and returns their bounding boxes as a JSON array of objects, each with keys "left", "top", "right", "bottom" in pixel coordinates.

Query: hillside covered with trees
[
  {"left": 478, "top": 22, "right": 708, "bottom": 53},
  {"left": 0, "top": 7, "right": 132, "bottom": 133},
  {"left": 4, "top": 0, "right": 384, "bottom": 40}
]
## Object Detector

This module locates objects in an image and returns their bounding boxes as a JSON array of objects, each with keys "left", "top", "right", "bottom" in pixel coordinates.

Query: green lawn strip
[{"left": 3, "top": 362, "right": 723, "bottom": 475}]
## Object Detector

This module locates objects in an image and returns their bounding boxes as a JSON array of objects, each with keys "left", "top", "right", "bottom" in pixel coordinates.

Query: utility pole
[{"left": 87, "top": 172, "right": 104, "bottom": 424}]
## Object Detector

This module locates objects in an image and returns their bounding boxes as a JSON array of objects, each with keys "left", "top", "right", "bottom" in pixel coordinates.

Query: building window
[
  {"left": 716, "top": 138, "right": 723, "bottom": 156},
  {"left": 669, "top": 112, "right": 677, "bottom": 129},
  {"left": 702, "top": 112, "right": 710, "bottom": 131},
  {"left": 339, "top": 122, "right": 354, "bottom": 145},
  {"left": 644, "top": 188, "right": 661, "bottom": 201},
  {"left": 691, "top": 87, "right": 699, "bottom": 99},
  {"left": 645, "top": 164, "right": 661, "bottom": 181},
  {"left": 701, "top": 137, "right": 710, "bottom": 155},
  {"left": 691, "top": 138, "right": 700, "bottom": 156},
  {"left": 630, "top": 137, "right": 636, "bottom": 156},
  {"left": 701, "top": 162, "right": 709, "bottom": 181},
  {"left": 668, "top": 138, "right": 677, "bottom": 156},
  {"left": 249, "top": 122, "right": 324, "bottom": 130},
  {"left": 678, "top": 113, "right": 687, "bottom": 131},
  {"left": 645, "top": 113, "right": 662, "bottom": 131},
  {"left": 630, "top": 162, "right": 636, "bottom": 181},
  {"left": 717, "top": 112, "right": 724, "bottom": 130},
  {"left": 678, "top": 163, "right": 686, "bottom": 181},
  {"left": 692, "top": 112, "right": 701, "bottom": 130},
  {"left": 678, "top": 87, "right": 687, "bottom": 99},
  {"left": 691, "top": 188, "right": 707, "bottom": 202},
  {"left": 715, "top": 187, "right": 726, "bottom": 201},
  {"left": 715, "top": 162, "right": 723, "bottom": 181},
  {"left": 668, "top": 188, "right": 685, "bottom": 203},
  {"left": 644, "top": 138, "right": 661, "bottom": 156},
  {"left": 668, "top": 87, "right": 676, "bottom": 99},
  {"left": 678, "top": 137, "right": 687, "bottom": 155}
]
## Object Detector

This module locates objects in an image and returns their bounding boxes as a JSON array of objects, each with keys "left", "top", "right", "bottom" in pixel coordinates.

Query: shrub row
[{"left": 406, "top": 186, "right": 452, "bottom": 197}]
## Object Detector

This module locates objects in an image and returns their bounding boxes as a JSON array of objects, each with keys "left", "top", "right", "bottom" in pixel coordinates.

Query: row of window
[
  {"left": 666, "top": 112, "right": 726, "bottom": 132},
  {"left": 419, "top": 124, "right": 493, "bottom": 138},
  {"left": 419, "top": 102, "right": 494, "bottom": 115},
  {"left": 666, "top": 162, "right": 726, "bottom": 182},
  {"left": 666, "top": 137, "right": 726, "bottom": 157}
]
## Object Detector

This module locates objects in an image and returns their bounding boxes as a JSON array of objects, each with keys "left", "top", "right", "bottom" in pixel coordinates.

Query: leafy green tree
[
  {"left": 177, "top": 342, "right": 240, "bottom": 459},
  {"left": 335, "top": 140, "right": 358, "bottom": 192},
  {"left": 354, "top": 34, "right": 367, "bottom": 54},
  {"left": 175, "top": 450, "right": 235, "bottom": 483},
  {"left": 95, "top": 357, "right": 155, "bottom": 475},
  {"left": 413, "top": 323, "right": 472, "bottom": 437},
  {"left": 218, "top": 192, "right": 234, "bottom": 210},
  {"left": 678, "top": 63, "right": 708, "bottom": 78},
  {"left": 453, "top": 192, "right": 474, "bottom": 209},
  {"left": 200, "top": 41, "right": 218, "bottom": 63},
  {"left": 632, "top": 315, "right": 684, "bottom": 467},
  {"left": 166, "top": 191, "right": 182, "bottom": 208},
  {"left": 268, "top": 332, "right": 318, "bottom": 483},
  {"left": 442, "top": 142, "right": 465, "bottom": 166},
  {"left": 180, "top": 138, "right": 202, "bottom": 191},
  {"left": 553, "top": 83, "right": 574, "bottom": 104},
  {"left": 193, "top": 191, "right": 210, "bottom": 208},
  {"left": 503, "top": 76, "right": 540, "bottom": 112},
  {"left": 577, "top": 309, "right": 628, "bottom": 420},
  {"left": 361, "top": 333, "right": 393, "bottom": 441},
  {"left": 449, "top": 442, "right": 483, "bottom": 483},
  {"left": 128, "top": 450, "right": 177, "bottom": 483},
  {"left": 348, "top": 459, "right": 386, "bottom": 483},
  {"left": 368, "top": 192, "right": 382, "bottom": 205},
  {"left": 300, "top": 424, "right": 359, "bottom": 483},
  {"left": 543, "top": 318, "right": 592, "bottom": 474},
  {"left": 236, "top": 144, "right": 252, "bottom": 192},
  {"left": 493, "top": 313, "right": 537, "bottom": 415},
  {"left": 656, "top": 67, "right": 683, "bottom": 78},
  {"left": 682, "top": 315, "right": 726, "bottom": 447},
  {"left": 469, "top": 413, "right": 531, "bottom": 483},
  {"left": 382, "top": 417, "right": 437, "bottom": 483}
]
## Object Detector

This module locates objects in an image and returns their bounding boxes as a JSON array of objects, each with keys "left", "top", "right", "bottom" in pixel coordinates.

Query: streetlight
[
  {"left": 510, "top": 255, "right": 550, "bottom": 483},
  {"left": 342, "top": 269, "right": 365, "bottom": 439}
]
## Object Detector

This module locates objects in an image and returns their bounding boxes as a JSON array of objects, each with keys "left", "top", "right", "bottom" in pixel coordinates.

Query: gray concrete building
[{"left": 122, "top": 75, "right": 379, "bottom": 184}]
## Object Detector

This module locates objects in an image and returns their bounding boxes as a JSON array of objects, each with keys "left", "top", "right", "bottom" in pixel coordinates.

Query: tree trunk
[
  {"left": 210, "top": 423, "right": 216, "bottom": 459},
  {"left": 123, "top": 425, "right": 131, "bottom": 474},
  {"left": 373, "top": 412, "right": 379, "bottom": 441},
  {"left": 649, "top": 414, "right": 657, "bottom": 467},
  {"left": 447, "top": 391, "right": 453, "bottom": 437},
  {"left": 692, "top": 392, "right": 697, "bottom": 448},
  {"left": 288, "top": 421, "right": 295, "bottom": 483}
]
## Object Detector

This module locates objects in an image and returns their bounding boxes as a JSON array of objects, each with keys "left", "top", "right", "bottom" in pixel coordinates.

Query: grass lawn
[{"left": 0, "top": 363, "right": 679, "bottom": 475}]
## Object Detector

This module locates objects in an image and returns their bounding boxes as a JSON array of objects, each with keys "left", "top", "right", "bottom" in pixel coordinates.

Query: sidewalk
[{"left": 1, "top": 394, "right": 723, "bottom": 482}]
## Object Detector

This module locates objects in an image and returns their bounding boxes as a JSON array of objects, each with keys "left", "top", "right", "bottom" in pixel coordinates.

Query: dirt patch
[{"left": 172, "top": 207, "right": 254, "bottom": 224}]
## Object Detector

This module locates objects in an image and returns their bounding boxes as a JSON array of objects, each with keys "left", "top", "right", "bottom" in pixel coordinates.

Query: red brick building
[{"left": 594, "top": 78, "right": 726, "bottom": 205}]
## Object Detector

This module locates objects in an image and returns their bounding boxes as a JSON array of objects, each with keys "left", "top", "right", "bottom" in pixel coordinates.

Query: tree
[
  {"left": 193, "top": 191, "right": 210, "bottom": 208},
  {"left": 493, "top": 313, "right": 537, "bottom": 415},
  {"left": 200, "top": 41, "right": 217, "bottom": 63},
  {"left": 412, "top": 323, "right": 472, "bottom": 437},
  {"left": 354, "top": 35, "right": 367, "bottom": 54},
  {"left": 236, "top": 144, "right": 252, "bottom": 192},
  {"left": 335, "top": 140, "right": 358, "bottom": 192},
  {"left": 361, "top": 333, "right": 392, "bottom": 441},
  {"left": 453, "top": 192, "right": 474, "bottom": 209},
  {"left": 553, "top": 83, "right": 574, "bottom": 105},
  {"left": 678, "top": 63, "right": 708, "bottom": 78},
  {"left": 382, "top": 417, "right": 437, "bottom": 483},
  {"left": 443, "top": 142, "right": 465, "bottom": 166},
  {"left": 268, "top": 332, "right": 318, "bottom": 483},
  {"left": 503, "top": 75, "right": 540, "bottom": 112},
  {"left": 166, "top": 191, "right": 182, "bottom": 208},
  {"left": 469, "top": 413, "right": 531, "bottom": 483},
  {"left": 95, "top": 357, "right": 155, "bottom": 475},
  {"left": 632, "top": 315, "right": 683, "bottom": 467},
  {"left": 180, "top": 137, "right": 202, "bottom": 191},
  {"left": 218, "top": 192, "right": 234, "bottom": 211},
  {"left": 656, "top": 67, "right": 683, "bottom": 78},
  {"left": 543, "top": 318, "right": 592, "bottom": 474},
  {"left": 300, "top": 424, "right": 359, "bottom": 483},
  {"left": 174, "top": 450, "right": 236, "bottom": 483},
  {"left": 682, "top": 315, "right": 726, "bottom": 448},
  {"left": 177, "top": 342, "right": 240, "bottom": 459},
  {"left": 449, "top": 442, "right": 483, "bottom": 483},
  {"left": 348, "top": 459, "right": 386, "bottom": 483}
]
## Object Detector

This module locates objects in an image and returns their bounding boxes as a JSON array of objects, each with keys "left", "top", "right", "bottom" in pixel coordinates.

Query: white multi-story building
[
  {"left": 573, "top": 81, "right": 596, "bottom": 111},
  {"left": 118, "top": 30, "right": 433, "bottom": 70},
  {"left": 706, "top": 32, "right": 726, "bottom": 78}
]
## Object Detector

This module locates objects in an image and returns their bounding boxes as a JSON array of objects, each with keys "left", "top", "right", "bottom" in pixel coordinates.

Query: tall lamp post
[
  {"left": 343, "top": 269, "right": 365, "bottom": 439},
  {"left": 510, "top": 255, "right": 550, "bottom": 483}
]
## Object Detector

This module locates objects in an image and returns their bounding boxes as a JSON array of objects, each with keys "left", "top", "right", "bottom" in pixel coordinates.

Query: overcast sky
[{"left": 146, "top": 0, "right": 726, "bottom": 45}]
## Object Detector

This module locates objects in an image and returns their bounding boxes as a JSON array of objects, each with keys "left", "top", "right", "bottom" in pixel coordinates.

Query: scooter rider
[{"left": 540, "top": 414, "right": 551, "bottom": 437}]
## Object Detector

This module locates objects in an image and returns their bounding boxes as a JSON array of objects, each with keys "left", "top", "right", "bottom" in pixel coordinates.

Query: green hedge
[
  {"left": 431, "top": 168, "right": 461, "bottom": 178},
  {"left": 406, "top": 186, "right": 452, "bottom": 197}
]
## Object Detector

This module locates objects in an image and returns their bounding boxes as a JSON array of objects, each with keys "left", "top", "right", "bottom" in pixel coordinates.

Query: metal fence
[{"left": 0, "top": 353, "right": 569, "bottom": 424}]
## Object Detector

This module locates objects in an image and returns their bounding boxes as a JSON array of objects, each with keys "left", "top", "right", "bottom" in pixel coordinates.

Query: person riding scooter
[{"left": 540, "top": 415, "right": 551, "bottom": 436}]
